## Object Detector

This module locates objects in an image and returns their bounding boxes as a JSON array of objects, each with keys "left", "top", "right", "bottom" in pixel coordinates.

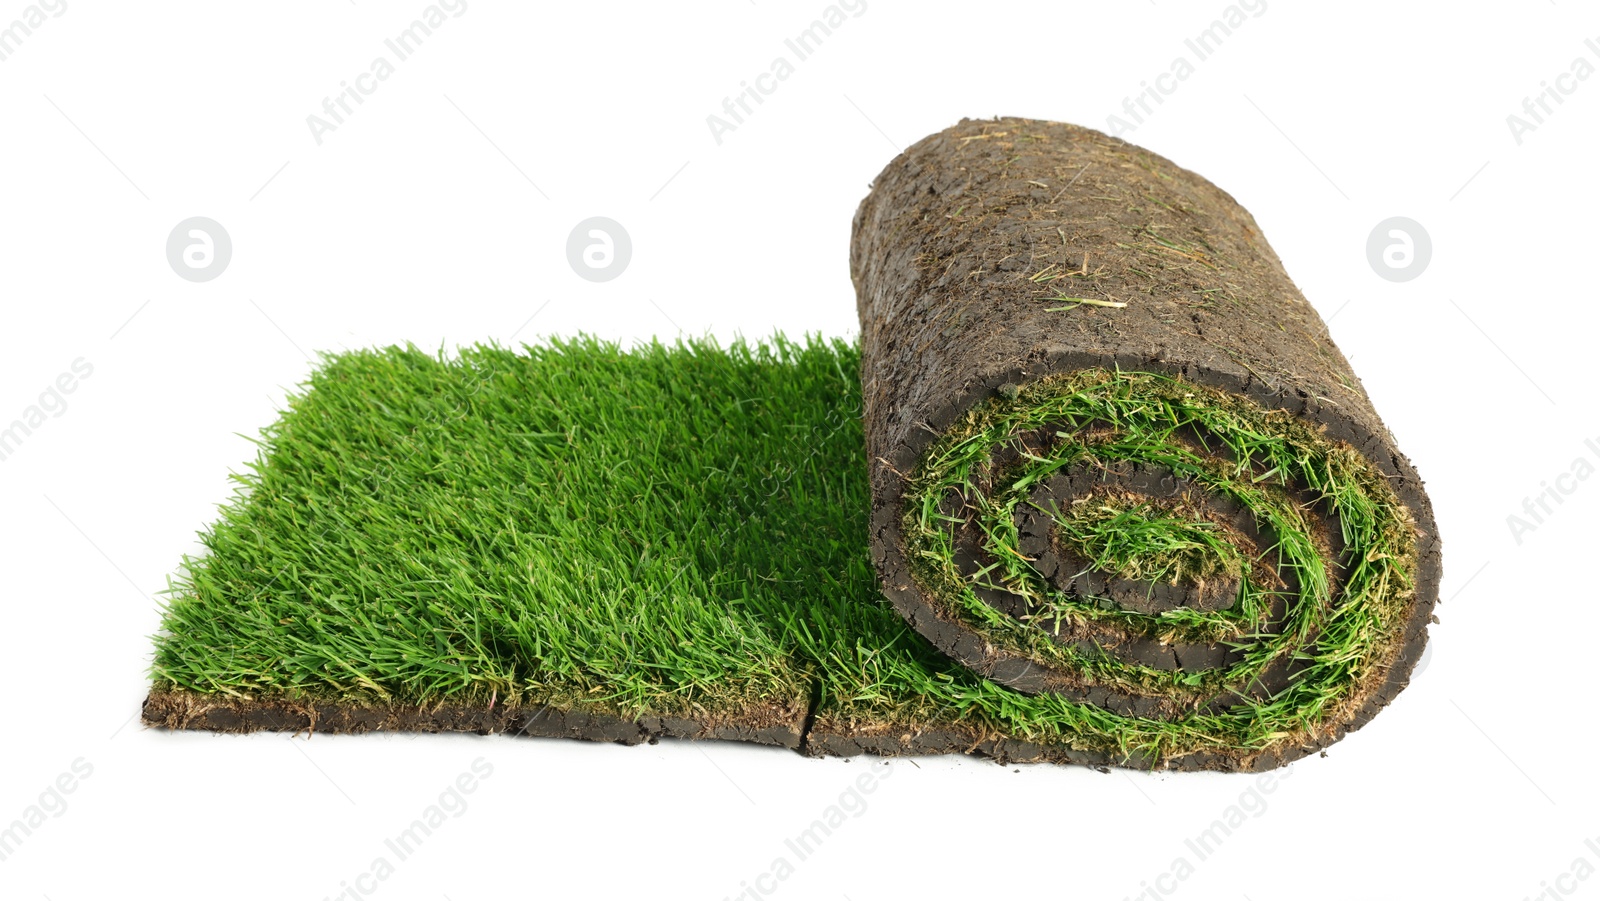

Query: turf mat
[
  {"left": 147, "top": 118, "right": 1442, "bottom": 771},
  {"left": 144, "top": 336, "right": 1132, "bottom": 766}
]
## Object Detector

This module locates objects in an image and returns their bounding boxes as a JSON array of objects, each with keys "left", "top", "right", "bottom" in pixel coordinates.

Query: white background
[{"left": 1, "top": 2, "right": 1596, "bottom": 899}]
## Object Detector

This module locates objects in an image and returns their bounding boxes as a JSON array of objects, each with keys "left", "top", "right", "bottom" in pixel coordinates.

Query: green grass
[
  {"left": 1048, "top": 499, "right": 1245, "bottom": 586},
  {"left": 149, "top": 335, "right": 1417, "bottom": 765},
  {"left": 152, "top": 335, "right": 998, "bottom": 739}
]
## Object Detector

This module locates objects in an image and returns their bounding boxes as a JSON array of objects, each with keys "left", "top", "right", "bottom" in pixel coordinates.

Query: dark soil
[
  {"left": 139, "top": 689, "right": 1173, "bottom": 768},
  {"left": 142, "top": 689, "right": 811, "bottom": 750},
  {"left": 143, "top": 688, "right": 1304, "bottom": 771}
]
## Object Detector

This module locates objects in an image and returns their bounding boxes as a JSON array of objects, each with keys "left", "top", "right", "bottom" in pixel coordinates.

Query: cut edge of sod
[{"left": 142, "top": 687, "right": 813, "bottom": 750}]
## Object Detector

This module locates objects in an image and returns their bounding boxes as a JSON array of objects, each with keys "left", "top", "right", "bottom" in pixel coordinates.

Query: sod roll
[{"left": 852, "top": 117, "right": 1442, "bottom": 771}]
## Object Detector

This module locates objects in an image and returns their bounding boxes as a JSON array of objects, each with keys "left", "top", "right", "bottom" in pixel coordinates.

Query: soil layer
[
  {"left": 143, "top": 689, "right": 811, "bottom": 750},
  {"left": 143, "top": 688, "right": 1146, "bottom": 767},
  {"left": 142, "top": 688, "right": 1313, "bottom": 772}
]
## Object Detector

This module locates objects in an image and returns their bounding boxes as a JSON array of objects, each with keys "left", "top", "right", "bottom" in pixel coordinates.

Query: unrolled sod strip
[{"left": 852, "top": 117, "right": 1442, "bottom": 771}]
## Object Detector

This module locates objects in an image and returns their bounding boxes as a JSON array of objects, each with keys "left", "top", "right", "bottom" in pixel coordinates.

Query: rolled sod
[{"left": 852, "top": 117, "right": 1441, "bottom": 770}]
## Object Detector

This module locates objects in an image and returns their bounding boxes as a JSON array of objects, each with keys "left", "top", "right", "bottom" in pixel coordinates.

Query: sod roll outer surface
[{"left": 852, "top": 117, "right": 1442, "bottom": 771}]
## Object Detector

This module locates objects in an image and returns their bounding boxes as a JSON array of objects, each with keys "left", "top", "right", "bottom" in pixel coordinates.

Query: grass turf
[
  {"left": 152, "top": 336, "right": 1001, "bottom": 747},
  {"left": 149, "top": 335, "right": 1415, "bottom": 765}
]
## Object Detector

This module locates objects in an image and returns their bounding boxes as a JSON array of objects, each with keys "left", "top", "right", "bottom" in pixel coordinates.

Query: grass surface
[
  {"left": 150, "top": 335, "right": 1417, "bottom": 764},
  {"left": 1049, "top": 499, "right": 1245, "bottom": 586},
  {"left": 152, "top": 336, "right": 1010, "bottom": 740}
]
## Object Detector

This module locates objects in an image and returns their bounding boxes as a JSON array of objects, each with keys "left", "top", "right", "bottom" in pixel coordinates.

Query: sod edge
[
  {"left": 142, "top": 688, "right": 1259, "bottom": 770},
  {"left": 141, "top": 688, "right": 812, "bottom": 750}
]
